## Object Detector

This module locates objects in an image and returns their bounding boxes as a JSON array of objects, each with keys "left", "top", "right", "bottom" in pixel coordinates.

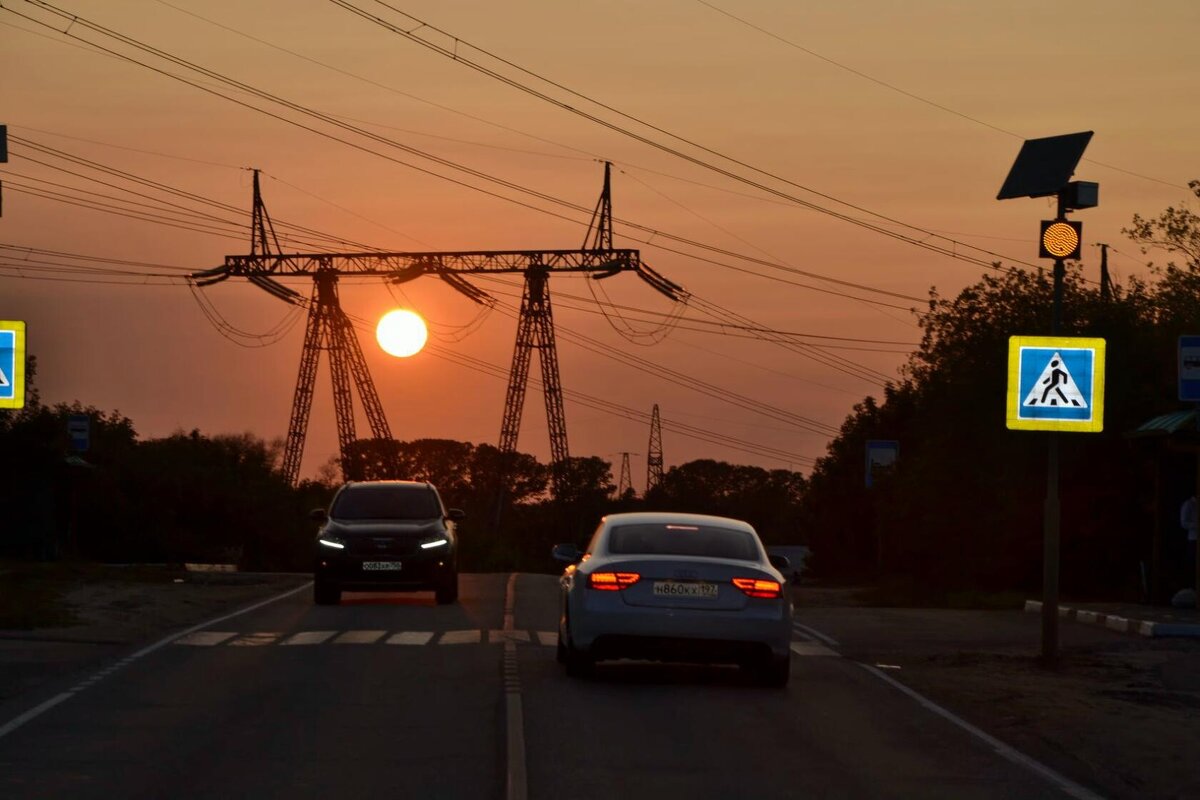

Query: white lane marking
[
  {"left": 533, "top": 631, "right": 557, "bottom": 647},
  {"left": 387, "top": 631, "right": 434, "bottom": 646},
  {"left": 489, "top": 629, "right": 531, "bottom": 644},
  {"left": 859, "top": 664, "right": 1105, "bottom": 800},
  {"left": 0, "top": 581, "right": 311, "bottom": 742},
  {"left": 281, "top": 631, "right": 337, "bottom": 646},
  {"left": 439, "top": 629, "right": 481, "bottom": 645},
  {"left": 175, "top": 631, "right": 239, "bottom": 646},
  {"left": 229, "top": 632, "right": 281, "bottom": 646},
  {"left": 504, "top": 572, "right": 528, "bottom": 800},
  {"left": 791, "top": 641, "right": 838, "bottom": 657},
  {"left": 793, "top": 622, "right": 840, "bottom": 647},
  {"left": 333, "top": 630, "right": 385, "bottom": 645}
]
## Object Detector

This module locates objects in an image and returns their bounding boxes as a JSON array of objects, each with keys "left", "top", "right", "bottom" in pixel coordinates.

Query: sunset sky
[{"left": 3, "top": 0, "right": 1198, "bottom": 484}]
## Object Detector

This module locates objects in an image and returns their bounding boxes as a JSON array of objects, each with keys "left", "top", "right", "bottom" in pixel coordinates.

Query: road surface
[{"left": 0, "top": 573, "right": 1098, "bottom": 799}]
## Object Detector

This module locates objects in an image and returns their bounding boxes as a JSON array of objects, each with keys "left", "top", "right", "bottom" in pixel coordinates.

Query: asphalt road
[{"left": 0, "top": 573, "right": 1098, "bottom": 800}]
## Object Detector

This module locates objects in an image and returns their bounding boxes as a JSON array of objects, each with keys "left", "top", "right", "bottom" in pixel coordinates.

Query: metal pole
[
  {"left": 1042, "top": 254, "right": 1065, "bottom": 663},
  {"left": 1194, "top": 403, "right": 1200, "bottom": 610}
]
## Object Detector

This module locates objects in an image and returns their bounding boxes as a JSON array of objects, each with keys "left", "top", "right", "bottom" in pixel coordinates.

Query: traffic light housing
[{"left": 1039, "top": 219, "right": 1082, "bottom": 260}]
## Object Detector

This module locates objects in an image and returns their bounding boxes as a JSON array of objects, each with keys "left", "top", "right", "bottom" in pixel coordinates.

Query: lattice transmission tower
[
  {"left": 646, "top": 403, "right": 664, "bottom": 493},
  {"left": 192, "top": 165, "right": 686, "bottom": 490}
]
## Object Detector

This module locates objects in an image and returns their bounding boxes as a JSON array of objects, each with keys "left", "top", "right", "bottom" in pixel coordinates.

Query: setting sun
[{"left": 376, "top": 309, "right": 428, "bottom": 358}]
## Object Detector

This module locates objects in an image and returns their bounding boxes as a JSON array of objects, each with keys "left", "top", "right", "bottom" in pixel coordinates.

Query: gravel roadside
[{"left": 795, "top": 587, "right": 1200, "bottom": 800}]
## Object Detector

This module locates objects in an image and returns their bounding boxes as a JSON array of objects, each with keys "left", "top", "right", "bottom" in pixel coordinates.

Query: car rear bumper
[{"left": 567, "top": 590, "right": 792, "bottom": 662}]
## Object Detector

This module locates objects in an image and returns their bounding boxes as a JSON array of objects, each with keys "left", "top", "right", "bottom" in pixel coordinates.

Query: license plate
[
  {"left": 653, "top": 580, "right": 717, "bottom": 599},
  {"left": 362, "top": 561, "right": 402, "bottom": 571}
]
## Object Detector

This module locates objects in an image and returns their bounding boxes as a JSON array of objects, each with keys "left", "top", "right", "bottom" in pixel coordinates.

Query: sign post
[
  {"left": 865, "top": 440, "right": 899, "bottom": 573},
  {"left": 1179, "top": 336, "right": 1200, "bottom": 609},
  {"left": 998, "top": 132, "right": 1100, "bottom": 664}
]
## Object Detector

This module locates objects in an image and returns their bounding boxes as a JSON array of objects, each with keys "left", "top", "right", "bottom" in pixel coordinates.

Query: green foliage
[{"left": 802, "top": 180, "right": 1200, "bottom": 595}]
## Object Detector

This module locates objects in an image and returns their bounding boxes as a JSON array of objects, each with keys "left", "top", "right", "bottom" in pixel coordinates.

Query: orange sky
[{"left": 3, "top": 0, "right": 1198, "bottom": 483}]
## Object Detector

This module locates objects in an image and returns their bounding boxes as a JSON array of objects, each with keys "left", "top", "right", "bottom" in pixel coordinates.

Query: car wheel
[
  {"left": 435, "top": 570, "right": 459, "bottom": 605},
  {"left": 563, "top": 637, "right": 594, "bottom": 679},
  {"left": 754, "top": 652, "right": 791, "bottom": 688},
  {"left": 313, "top": 578, "right": 341, "bottom": 606}
]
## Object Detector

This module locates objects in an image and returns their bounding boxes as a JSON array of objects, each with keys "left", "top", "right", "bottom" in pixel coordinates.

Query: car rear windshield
[
  {"left": 332, "top": 486, "right": 442, "bottom": 521},
  {"left": 607, "top": 523, "right": 759, "bottom": 561}
]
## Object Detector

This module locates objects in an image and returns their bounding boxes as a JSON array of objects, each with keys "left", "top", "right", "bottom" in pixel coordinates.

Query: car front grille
[{"left": 347, "top": 536, "right": 422, "bottom": 557}]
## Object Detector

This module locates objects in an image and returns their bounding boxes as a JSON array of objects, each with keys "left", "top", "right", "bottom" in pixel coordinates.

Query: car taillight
[
  {"left": 588, "top": 572, "right": 640, "bottom": 591},
  {"left": 732, "top": 578, "right": 782, "bottom": 599}
]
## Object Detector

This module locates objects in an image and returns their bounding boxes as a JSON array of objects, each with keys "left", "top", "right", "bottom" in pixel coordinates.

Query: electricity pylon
[
  {"left": 614, "top": 451, "right": 638, "bottom": 497},
  {"left": 646, "top": 403, "right": 664, "bottom": 493},
  {"left": 193, "top": 165, "right": 686, "bottom": 490}
]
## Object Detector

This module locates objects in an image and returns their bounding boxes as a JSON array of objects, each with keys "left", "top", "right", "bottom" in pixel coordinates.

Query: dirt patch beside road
[
  {"left": 796, "top": 588, "right": 1200, "bottom": 800},
  {"left": 0, "top": 563, "right": 308, "bottom": 704}
]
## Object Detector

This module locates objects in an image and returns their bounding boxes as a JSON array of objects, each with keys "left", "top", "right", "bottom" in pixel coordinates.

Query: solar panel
[{"left": 997, "top": 131, "right": 1093, "bottom": 200}]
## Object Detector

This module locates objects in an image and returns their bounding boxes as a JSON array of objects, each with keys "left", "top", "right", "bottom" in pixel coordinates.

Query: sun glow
[{"left": 376, "top": 309, "right": 428, "bottom": 357}]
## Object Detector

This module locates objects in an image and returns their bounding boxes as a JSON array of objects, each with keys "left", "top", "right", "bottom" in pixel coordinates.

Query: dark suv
[{"left": 312, "top": 480, "right": 465, "bottom": 605}]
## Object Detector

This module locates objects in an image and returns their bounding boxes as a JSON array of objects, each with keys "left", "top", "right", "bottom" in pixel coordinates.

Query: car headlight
[
  {"left": 318, "top": 536, "right": 346, "bottom": 550},
  {"left": 420, "top": 537, "right": 449, "bottom": 550}
]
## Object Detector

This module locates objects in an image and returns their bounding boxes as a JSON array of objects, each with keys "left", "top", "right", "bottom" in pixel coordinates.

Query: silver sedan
[{"left": 552, "top": 511, "right": 794, "bottom": 686}]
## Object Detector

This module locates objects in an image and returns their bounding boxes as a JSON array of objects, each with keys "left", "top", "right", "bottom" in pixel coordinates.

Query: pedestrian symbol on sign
[
  {"left": 1023, "top": 352, "right": 1086, "bottom": 408},
  {"left": 1006, "top": 336, "right": 1105, "bottom": 432}
]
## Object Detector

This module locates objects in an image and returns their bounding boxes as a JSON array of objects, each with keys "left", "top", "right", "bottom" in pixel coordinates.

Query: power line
[
  {"left": 693, "top": 0, "right": 1187, "bottom": 192},
  {"left": 331, "top": 0, "right": 1046, "bottom": 274},
  {"left": 3, "top": 1, "right": 965, "bottom": 312}
]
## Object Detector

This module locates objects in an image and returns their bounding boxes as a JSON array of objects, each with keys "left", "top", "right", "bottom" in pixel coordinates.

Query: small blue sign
[
  {"left": 68, "top": 414, "right": 90, "bottom": 453},
  {"left": 1179, "top": 336, "right": 1200, "bottom": 401},
  {"left": 865, "top": 440, "right": 899, "bottom": 488},
  {"left": 0, "top": 328, "right": 15, "bottom": 404}
]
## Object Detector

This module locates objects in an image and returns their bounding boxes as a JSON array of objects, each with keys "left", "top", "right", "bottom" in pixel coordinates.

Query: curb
[{"left": 1024, "top": 600, "right": 1200, "bottom": 638}]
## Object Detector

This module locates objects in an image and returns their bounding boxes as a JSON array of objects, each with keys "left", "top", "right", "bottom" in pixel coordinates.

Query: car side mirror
[
  {"left": 309, "top": 508, "right": 328, "bottom": 522},
  {"left": 768, "top": 554, "right": 791, "bottom": 573},
  {"left": 447, "top": 508, "right": 466, "bottom": 521},
  {"left": 552, "top": 543, "right": 583, "bottom": 564}
]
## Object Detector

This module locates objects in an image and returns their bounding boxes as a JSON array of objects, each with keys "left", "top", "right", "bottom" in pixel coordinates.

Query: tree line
[
  {"left": 798, "top": 180, "right": 1200, "bottom": 600},
  {"left": 0, "top": 363, "right": 807, "bottom": 572}
]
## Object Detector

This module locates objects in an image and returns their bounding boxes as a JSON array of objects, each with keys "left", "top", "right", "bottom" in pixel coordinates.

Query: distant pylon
[
  {"left": 615, "top": 451, "right": 637, "bottom": 497},
  {"left": 646, "top": 404, "right": 664, "bottom": 492}
]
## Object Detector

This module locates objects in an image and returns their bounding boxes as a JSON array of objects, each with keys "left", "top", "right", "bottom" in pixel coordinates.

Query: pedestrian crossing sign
[
  {"left": 1007, "top": 336, "right": 1105, "bottom": 432},
  {"left": 0, "top": 320, "right": 26, "bottom": 410}
]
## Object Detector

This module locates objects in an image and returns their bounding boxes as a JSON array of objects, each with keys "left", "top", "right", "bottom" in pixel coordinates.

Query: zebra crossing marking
[
  {"left": 334, "top": 630, "right": 386, "bottom": 645},
  {"left": 282, "top": 631, "right": 337, "bottom": 646},
  {"left": 228, "top": 632, "right": 281, "bottom": 647},
  {"left": 175, "top": 631, "right": 238, "bottom": 646},
  {"left": 170, "top": 628, "right": 831, "bottom": 653},
  {"left": 387, "top": 631, "right": 434, "bottom": 645}
]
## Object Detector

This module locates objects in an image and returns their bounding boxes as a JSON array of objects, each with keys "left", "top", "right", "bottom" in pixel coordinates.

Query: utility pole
[{"left": 1097, "top": 243, "right": 1112, "bottom": 302}]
